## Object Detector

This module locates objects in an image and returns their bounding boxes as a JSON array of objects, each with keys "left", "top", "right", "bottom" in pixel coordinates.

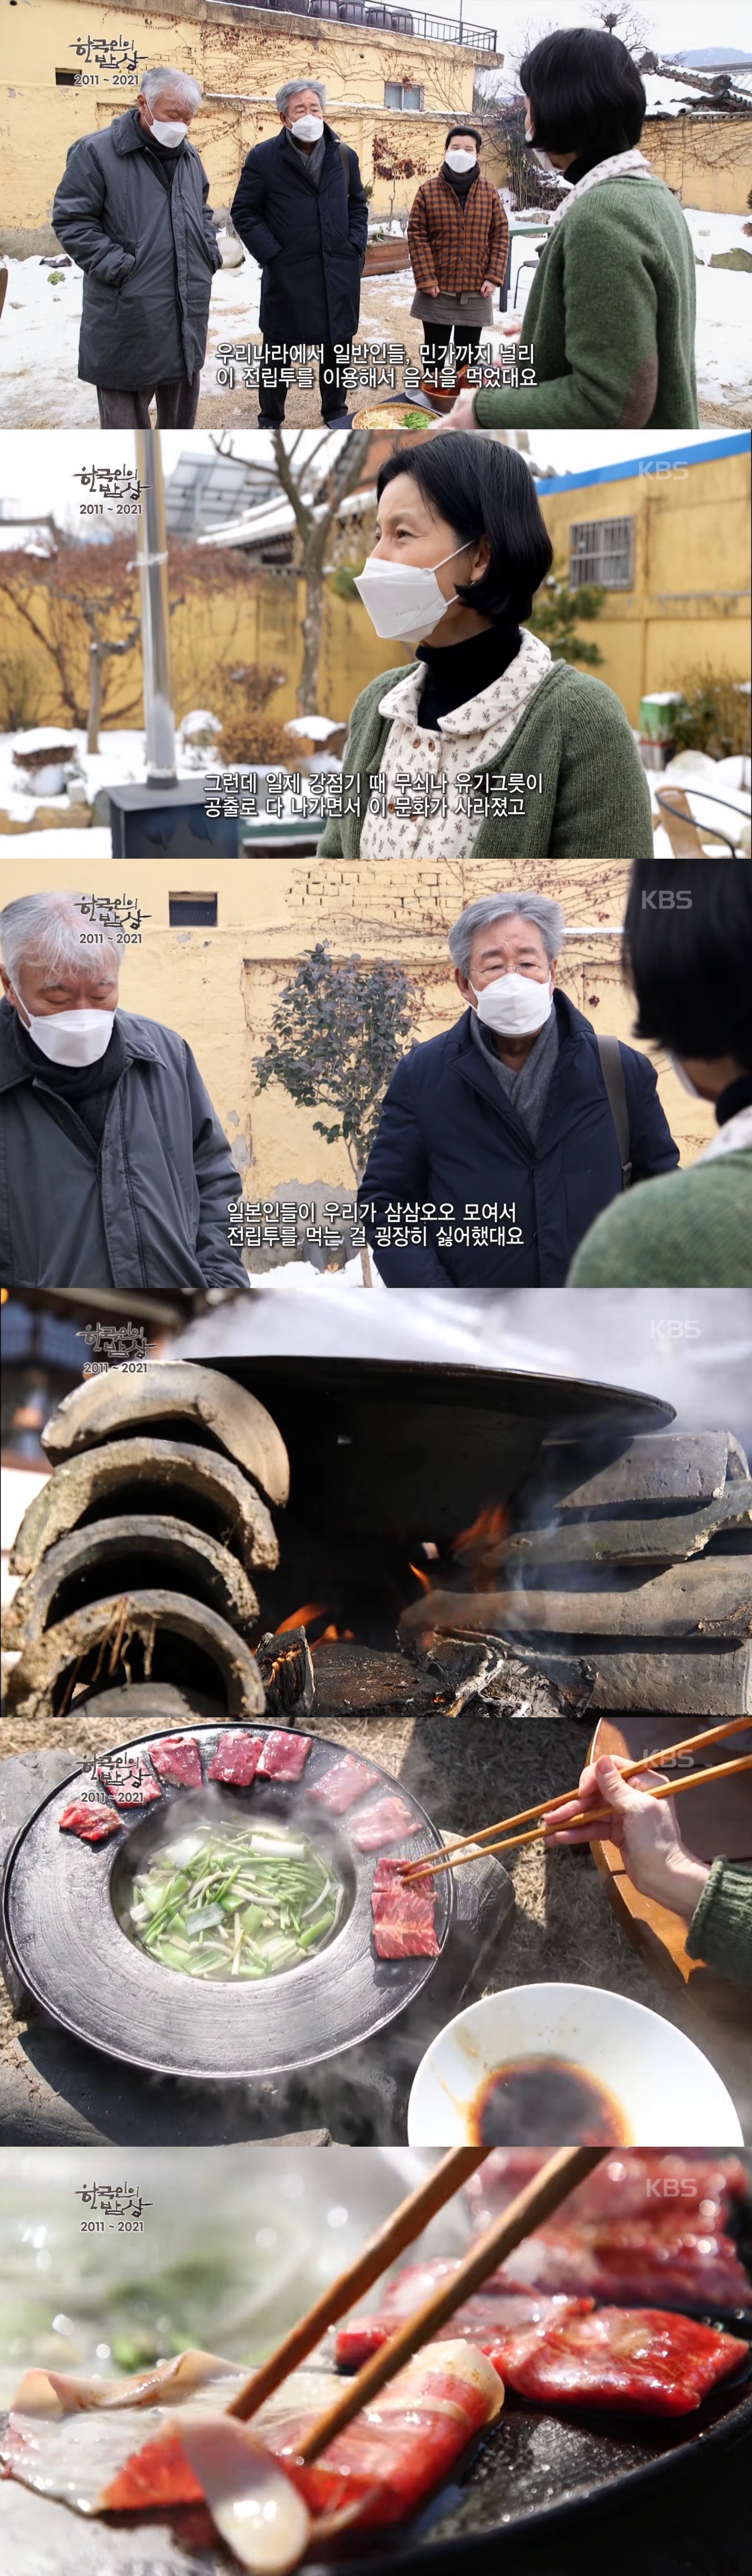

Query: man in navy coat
[
  {"left": 231, "top": 78, "right": 368, "bottom": 427},
  {"left": 359, "top": 891, "right": 679, "bottom": 1286}
]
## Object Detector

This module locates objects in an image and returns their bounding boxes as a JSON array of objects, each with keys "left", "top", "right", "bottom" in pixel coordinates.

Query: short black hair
[
  {"left": 623, "top": 861, "right": 752, "bottom": 1069},
  {"left": 375, "top": 435, "right": 553, "bottom": 625},
  {"left": 520, "top": 29, "right": 646, "bottom": 158},
  {"left": 444, "top": 126, "right": 483, "bottom": 150}
]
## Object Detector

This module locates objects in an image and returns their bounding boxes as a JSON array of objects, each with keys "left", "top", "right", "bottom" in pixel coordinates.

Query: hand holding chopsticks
[{"left": 403, "top": 1717, "right": 752, "bottom": 1885}]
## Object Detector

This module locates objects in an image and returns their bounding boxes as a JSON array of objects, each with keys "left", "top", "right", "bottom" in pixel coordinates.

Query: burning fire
[
  {"left": 452, "top": 1505, "right": 509, "bottom": 1589},
  {"left": 409, "top": 1563, "right": 434, "bottom": 1595},
  {"left": 274, "top": 1604, "right": 328, "bottom": 1634},
  {"left": 274, "top": 1604, "right": 353, "bottom": 1648}
]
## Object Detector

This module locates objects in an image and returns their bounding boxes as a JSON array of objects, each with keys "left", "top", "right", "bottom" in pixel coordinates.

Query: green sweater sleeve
[
  {"left": 475, "top": 198, "right": 662, "bottom": 430},
  {"left": 567, "top": 1156, "right": 752, "bottom": 1286},
  {"left": 547, "top": 682, "right": 653, "bottom": 859},
  {"left": 685, "top": 1857, "right": 752, "bottom": 1989}
]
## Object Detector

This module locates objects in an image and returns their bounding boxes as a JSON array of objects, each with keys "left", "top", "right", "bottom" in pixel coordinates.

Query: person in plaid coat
[{"left": 407, "top": 127, "right": 508, "bottom": 370}]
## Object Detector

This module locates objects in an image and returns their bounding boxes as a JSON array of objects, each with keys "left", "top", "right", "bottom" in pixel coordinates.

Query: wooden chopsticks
[
  {"left": 226, "top": 2145, "right": 486, "bottom": 2421},
  {"left": 296, "top": 2144, "right": 604, "bottom": 2465},
  {"left": 404, "top": 1713, "right": 751, "bottom": 1879},
  {"left": 403, "top": 1749, "right": 752, "bottom": 1884}
]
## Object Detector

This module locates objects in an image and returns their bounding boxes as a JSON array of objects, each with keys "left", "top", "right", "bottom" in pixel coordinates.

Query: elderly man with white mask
[
  {"left": 0, "top": 893, "right": 248, "bottom": 1294},
  {"left": 359, "top": 890, "right": 678, "bottom": 1287},
  {"left": 231, "top": 79, "right": 368, "bottom": 427},
  {"left": 52, "top": 66, "right": 223, "bottom": 426}
]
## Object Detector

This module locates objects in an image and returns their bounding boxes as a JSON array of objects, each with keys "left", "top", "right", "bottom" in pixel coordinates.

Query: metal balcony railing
[{"left": 208, "top": 0, "right": 498, "bottom": 48}]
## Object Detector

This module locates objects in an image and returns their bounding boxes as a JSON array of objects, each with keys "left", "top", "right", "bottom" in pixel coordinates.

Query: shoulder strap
[
  {"left": 596, "top": 1035, "right": 632, "bottom": 1190},
  {"left": 338, "top": 140, "right": 352, "bottom": 195}
]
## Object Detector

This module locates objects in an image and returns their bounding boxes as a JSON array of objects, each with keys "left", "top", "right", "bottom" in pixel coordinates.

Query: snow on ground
[
  {"left": 4, "top": 210, "right": 749, "bottom": 424},
  {"left": 685, "top": 209, "right": 752, "bottom": 406},
  {"left": 0, "top": 259, "right": 262, "bottom": 430},
  {"left": 0, "top": 724, "right": 334, "bottom": 852}
]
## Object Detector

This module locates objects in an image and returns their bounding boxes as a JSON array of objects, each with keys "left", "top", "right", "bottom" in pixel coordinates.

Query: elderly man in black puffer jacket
[{"left": 52, "top": 65, "right": 223, "bottom": 426}]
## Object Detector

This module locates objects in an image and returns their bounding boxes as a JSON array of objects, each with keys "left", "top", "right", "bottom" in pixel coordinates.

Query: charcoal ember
[{"left": 256, "top": 1628, "right": 314, "bottom": 1718}]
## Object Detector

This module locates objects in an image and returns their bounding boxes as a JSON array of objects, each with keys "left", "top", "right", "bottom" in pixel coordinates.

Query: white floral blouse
[{"left": 358, "top": 628, "right": 552, "bottom": 867}]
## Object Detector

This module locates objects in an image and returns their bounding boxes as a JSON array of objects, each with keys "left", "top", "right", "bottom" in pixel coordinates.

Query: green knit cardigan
[
  {"left": 315, "top": 658, "right": 654, "bottom": 861},
  {"left": 568, "top": 1147, "right": 752, "bottom": 1285},
  {"left": 686, "top": 1859, "right": 752, "bottom": 1989},
  {"left": 475, "top": 177, "right": 699, "bottom": 429}
]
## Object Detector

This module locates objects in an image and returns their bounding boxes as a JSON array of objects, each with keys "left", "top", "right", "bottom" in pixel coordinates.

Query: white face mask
[
  {"left": 470, "top": 970, "right": 553, "bottom": 1037},
  {"left": 147, "top": 114, "right": 190, "bottom": 147},
  {"left": 353, "top": 544, "right": 468, "bottom": 642},
  {"left": 445, "top": 149, "right": 477, "bottom": 174},
  {"left": 290, "top": 114, "right": 324, "bottom": 143},
  {"left": 18, "top": 1001, "right": 117, "bottom": 1067},
  {"left": 667, "top": 1051, "right": 704, "bottom": 1099}
]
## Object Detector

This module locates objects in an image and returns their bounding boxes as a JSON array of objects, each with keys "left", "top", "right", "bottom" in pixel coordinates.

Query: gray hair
[
  {"left": 448, "top": 891, "right": 565, "bottom": 975},
  {"left": 0, "top": 893, "right": 122, "bottom": 988},
  {"left": 141, "top": 66, "right": 202, "bottom": 111},
  {"left": 276, "top": 78, "right": 326, "bottom": 116}
]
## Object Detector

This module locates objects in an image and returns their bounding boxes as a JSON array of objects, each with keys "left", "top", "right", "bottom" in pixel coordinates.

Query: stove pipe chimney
[{"left": 135, "top": 429, "right": 177, "bottom": 789}]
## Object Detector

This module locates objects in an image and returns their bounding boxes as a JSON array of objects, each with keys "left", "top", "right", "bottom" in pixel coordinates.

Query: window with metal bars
[
  {"left": 568, "top": 516, "right": 635, "bottom": 589},
  {"left": 169, "top": 895, "right": 218, "bottom": 927}
]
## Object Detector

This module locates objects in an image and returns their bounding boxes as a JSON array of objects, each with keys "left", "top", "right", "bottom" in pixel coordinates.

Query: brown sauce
[{"left": 470, "top": 2055, "right": 629, "bottom": 2147}]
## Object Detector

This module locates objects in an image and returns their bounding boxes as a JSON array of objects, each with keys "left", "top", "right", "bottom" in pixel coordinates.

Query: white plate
[{"left": 407, "top": 1982, "right": 744, "bottom": 2147}]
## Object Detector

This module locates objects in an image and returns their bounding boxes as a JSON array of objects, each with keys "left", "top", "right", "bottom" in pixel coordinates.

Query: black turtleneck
[
  {"left": 716, "top": 1070, "right": 752, "bottom": 1127},
  {"left": 415, "top": 619, "right": 522, "bottom": 730}
]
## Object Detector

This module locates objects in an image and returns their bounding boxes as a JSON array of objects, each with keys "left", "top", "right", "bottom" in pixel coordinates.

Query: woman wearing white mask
[
  {"left": 437, "top": 29, "right": 698, "bottom": 433},
  {"left": 569, "top": 861, "right": 752, "bottom": 1286},
  {"left": 407, "top": 128, "right": 507, "bottom": 377},
  {"left": 316, "top": 437, "right": 654, "bottom": 861},
  {"left": 359, "top": 890, "right": 678, "bottom": 1288},
  {"left": 0, "top": 893, "right": 248, "bottom": 1295}
]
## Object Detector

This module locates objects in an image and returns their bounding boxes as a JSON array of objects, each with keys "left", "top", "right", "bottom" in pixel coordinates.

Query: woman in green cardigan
[
  {"left": 569, "top": 860, "right": 752, "bottom": 1285},
  {"left": 317, "top": 437, "right": 653, "bottom": 863},
  {"left": 545, "top": 1752, "right": 752, "bottom": 1991},
  {"left": 441, "top": 29, "right": 699, "bottom": 432}
]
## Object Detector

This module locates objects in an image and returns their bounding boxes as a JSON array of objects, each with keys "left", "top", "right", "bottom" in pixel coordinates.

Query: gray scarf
[
  {"left": 470, "top": 1000, "right": 559, "bottom": 1146},
  {"left": 291, "top": 133, "right": 326, "bottom": 190}
]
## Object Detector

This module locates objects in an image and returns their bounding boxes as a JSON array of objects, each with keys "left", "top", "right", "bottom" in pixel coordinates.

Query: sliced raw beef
[
  {"left": 496, "top": 2216, "right": 752, "bottom": 2313},
  {"left": 351, "top": 1796, "right": 422, "bottom": 1852},
  {"left": 467, "top": 2151, "right": 747, "bottom": 2236},
  {"left": 96, "top": 1756, "right": 161, "bottom": 1809},
  {"left": 148, "top": 1737, "right": 203, "bottom": 1789},
  {"left": 256, "top": 1732, "right": 312, "bottom": 1781},
  {"left": 207, "top": 1733, "right": 264, "bottom": 1787},
  {"left": 308, "top": 1754, "right": 380, "bottom": 1814},
  {"left": 59, "top": 1800, "right": 121, "bottom": 1845},
  {"left": 495, "top": 2305, "right": 748, "bottom": 2418},
  {"left": 336, "top": 2286, "right": 591, "bottom": 2370},
  {"left": 371, "top": 1855, "right": 438, "bottom": 1958}
]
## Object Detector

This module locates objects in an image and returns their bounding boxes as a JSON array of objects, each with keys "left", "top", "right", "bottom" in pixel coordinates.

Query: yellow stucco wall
[
  {"left": 2, "top": 445, "right": 747, "bottom": 746},
  {"left": 2, "top": 0, "right": 487, "bottom": 241},
  {"left": 536, "top": 446, "right": 751, "bottom": 726},
  {"left": 0, "top": 855, "right": 717, "bottom": 1197},
  {"left": 480, "top": 114, "right": 752, "bottom": 216}
]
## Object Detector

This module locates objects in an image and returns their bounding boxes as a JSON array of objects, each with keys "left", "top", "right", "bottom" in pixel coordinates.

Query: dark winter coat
[
  {"left": 230, "top": 124, "right": 368, "bottom": 345},
  {"left": 51, "top": 108, "right": 223, "bottom": 388},
  {"left": 359, "top": 991, "right": 679, "bottom": 1287},
  {"left": 0, "top": 1004, "right": 247, "bottom": 1294}
]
